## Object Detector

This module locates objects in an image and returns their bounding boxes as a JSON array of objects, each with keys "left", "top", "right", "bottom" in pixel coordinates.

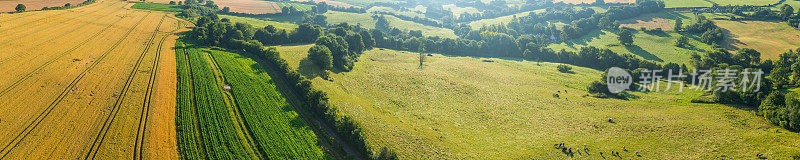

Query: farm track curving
[
  {"left": 84, "top": 14, "right": 166, "bottom": 160},
  {"left": 0, "top": 11, "right": 154, "bottom": 159},
  {"left": 0, "top": 4, "right": 132, "bottom": 100},
  {"left": 133, "top": 16, "right": 182, "bottom": 160}
]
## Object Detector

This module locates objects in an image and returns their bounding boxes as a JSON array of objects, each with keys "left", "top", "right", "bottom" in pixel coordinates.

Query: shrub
[{"left": 557, "top": 64, "right": 572, "bottom": 73}]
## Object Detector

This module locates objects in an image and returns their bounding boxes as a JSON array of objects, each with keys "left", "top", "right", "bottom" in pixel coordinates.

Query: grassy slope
[
  {"left": 324, "top": 11, "right": 458, "bottom": 38},
  {"left": 330, "top": 0, "right": 401, "bottom": 7},
  {"left": 277, "top": 47, "right": 800, "bottom": 159},
  {"left": 467, "top": 9, "right": 545, "bottom": 30},
  {"left": 130, "top": 3, "right": 183, "bottom": 12},
  {"left": 219, "top": 15, "right": 298, "bottom": 30},
  {"left": 548, "top": 29, "right": 713, "bottom": 65}
]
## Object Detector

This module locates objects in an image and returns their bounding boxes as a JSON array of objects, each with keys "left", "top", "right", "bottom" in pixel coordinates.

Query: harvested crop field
[
  {"left": 714, "top": 20, "right": 800, "bottom": 59},
  {"left": 0, "top": 0, "right": 187, "bottom": 159},
  {"left": 149, "top": 0, "right": 280, "bottom": 14},
  {"left": 0, "top": 0, "right": 88, "bottom": 12},
  {"left": 552, "top": 0, "right": 634, "bottom": 4}
]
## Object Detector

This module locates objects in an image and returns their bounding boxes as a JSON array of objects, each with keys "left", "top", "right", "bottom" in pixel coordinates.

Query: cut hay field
[
  {"left": 714, "top": 20, "right": 800, "bottom": 59},
  {"left": 0, "top": 0, "right": 186, "bottom": 159},
  {"left": 618, "top": 11, "right": 692, "bottom": 31},
  {"left": 175, "top": 40, "right": 330, "bottom": 159},
  {"left": 548, "top": 29, "right": 713, "bottom": 65},
  {"left": 0, "top": 0, "right": 88, "bottom": 12},
  {"left": 277, "top": 46, "right": 800, "bottom": 159},
  {"left": 324, "top": 11, "right": 458, "bottom": 38}
]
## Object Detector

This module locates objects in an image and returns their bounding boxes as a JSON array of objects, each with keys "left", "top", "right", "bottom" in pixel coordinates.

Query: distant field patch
[
  {"left": 442, "top": 4, "right": 480, "bottom": 17},
  {"left": 0, "top": 0, "right": 87, "bottom": 12},
  {"left": 709, "top": 0, "right": 779, "bottom": 6},
  {"left": 131, "top": 3, "right": 183, "bottom": 12},
  {"left": 662, "top": 0, "right": 712, "bottom": 8},
  {"left": 289, "top": 0, "right": 359, "bottom": 8},
  {"left": 330, "top": 0, "right": 401, "bottom": 7},
  {"left": 149, "top": 0, "right": 280, "bottom": 14},
  {"left": 714, "top": 20, "right": 800, "bottom": 59},
  {"left": 467, "top": 10, "right": 543, "bottom": 29},
  {"left": 620, "top": 18, "right": 672, "bottom": 31},
  {"left": 324, "top": 11, "right": 458, "bottom": 38},
  {"left": 275, "top": 1, "right": 312, "bottom": 11},
  {"left": 552, "top": 0, "right": 634, "bottom": 4},
  {"left": 219, "top": 15, "right": 298, "bottom": 30}
]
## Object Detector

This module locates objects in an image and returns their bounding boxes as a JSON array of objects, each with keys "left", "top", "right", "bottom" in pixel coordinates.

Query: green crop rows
[{"left": 176, "top": 39, "right": 328, "bottom": 159}]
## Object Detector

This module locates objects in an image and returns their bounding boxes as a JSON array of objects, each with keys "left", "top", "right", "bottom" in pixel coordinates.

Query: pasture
[
  {"left": 662, "top": 0, "right": 712, "bottom": 8},
  {"left": 323, "top": 11, "right": 458, "bottom": 38},
  {"left": 219, "top": 15, "right": 298, "bottom": 30},
  {"left": 289, "top": 0, "right": 359, "bottom": 9},
  {"left": 130, "top": 2, "right": 182, "bottom": 12},
  {"left": 708, "top": 0, "right": 780, "bottom": 6},
  {"left": 148, "top": 0, "right": 280, "bottom": 14},
  {"left": 548, "top": 29, "right": 713, "bottom": 65},
  {"left": 276, "top": 47, "right": 800, "bottom": 159},
  {"left": 552, "top": 0, "right": 634, "bottom": 4},
  {"left": 0, "top": 0, "right": 185, "bottom": 159},
  {"left": 467, "top": 9, "right": 544, "bottom": 30},
  {"left": 714, "top": 20, "right": 800, "bottom": 59},
  {"left": 275, "top": 1, "right": 312, "bottom": 11}
]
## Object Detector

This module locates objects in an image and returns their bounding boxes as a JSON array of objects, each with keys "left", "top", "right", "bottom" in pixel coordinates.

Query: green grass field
[
  {"left": 330, "top": 0, "right": 402, "bottom": 7},
  {"left": 219, "top": 15, "right": 298, "bottom": 30},
  {"left": 130, "top": 3, "right": 183, "bottom": 12},
  {"left": 176, "top": 40, "right": 329, "bottom": 159},
  {"left": 709, "top": 0, "right": 780, "bottom": 6},
  {"left": 323, "top": 11, "right": 458, "bottom": 38},
  {"left": 662, "top": 0, "right": 712, "bottom": 8},
  {"left": 276, "top": 2, "right": 312, "bottom": 11},
  {"left": 275, "top": 46, "right": 800, "bottom": 159},
  {"left": 467, "top": 9, "right": 544, "bottom": 29},
  {"left": 442, "top": 4, "right": 481, "bottom": 17},
  {"left": 548, "top": 29, "right": 713, "bottom": 65}
]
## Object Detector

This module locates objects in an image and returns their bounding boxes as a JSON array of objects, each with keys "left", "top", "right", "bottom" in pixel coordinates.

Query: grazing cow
[{"left": 608, "top": 118, "right": 614, "bottom": 123}]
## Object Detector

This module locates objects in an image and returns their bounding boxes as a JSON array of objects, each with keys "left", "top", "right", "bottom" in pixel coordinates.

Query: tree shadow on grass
[
  {"left": 624, "top": 45, "right": 663, "bottom": 62},
  {"left": 561, "top": 29, "right": 608, "bottom": 49}
]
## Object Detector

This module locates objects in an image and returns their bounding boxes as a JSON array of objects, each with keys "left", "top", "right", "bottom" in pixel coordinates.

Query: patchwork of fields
[
  {"left": 324, "top": 11, "right": 458, "bottom": 38},
  {"left": 277, "top": 47, "right": 800, "bottom": 159},
  {"left": 0, "top": 0, "right": 184, "bottom": 159},
  {"left": 149, "top": 0, "right": 281, "bottom": 14}
]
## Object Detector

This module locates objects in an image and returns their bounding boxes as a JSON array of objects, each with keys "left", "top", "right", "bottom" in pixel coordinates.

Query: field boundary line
[
  {"left": 0, "top": 11, "right": 154, "bottom": 159},
  {"left": 84, "top": 14, "right": 166, "bottom": 160}
]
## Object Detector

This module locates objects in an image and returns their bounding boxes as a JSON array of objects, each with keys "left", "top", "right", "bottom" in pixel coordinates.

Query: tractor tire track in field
[
  {"left": 205, "top": 50, "right": 263, "bottom": 159},
  {"left": 134, "top": 16, "right": 182, "bottom": 160},
  {"left": 0, "top": 5, "right": 132, "bottom": 100},
  {"left": 84, "top": 14, "right": 166, "bottom": 160},
  {"left": 0, "top": 1, "right": 123, "bottom": 49},
  {"left": 0, "top": 2, "right": 126, "bottom": 67},
  {"left": 0, "top": 11, "right": 155, "bottom": 159}
]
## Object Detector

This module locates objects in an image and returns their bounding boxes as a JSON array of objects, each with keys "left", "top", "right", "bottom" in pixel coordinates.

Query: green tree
[
  {"left": 675, "top": 36, "right": 689, "bottom": 47},
  {"left": 618, "top": 29, "right": 634, "bottom": 45},
  {"left": 674, "top": 18, "right": 682, "bottom": 32},
  {"left": 308, "top": 45, "right": 333, "bottom": 70},
  {"left": 15, "top": 4, "right": 25, "bottom": 12},
  {"left": 781, "top": 4, "right": 794, "bottom": 20}
]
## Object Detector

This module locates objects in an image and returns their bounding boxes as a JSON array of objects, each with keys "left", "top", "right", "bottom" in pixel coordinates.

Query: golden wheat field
[{"left": 0, "top": 0, "right": 187, "bottom": 159}]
